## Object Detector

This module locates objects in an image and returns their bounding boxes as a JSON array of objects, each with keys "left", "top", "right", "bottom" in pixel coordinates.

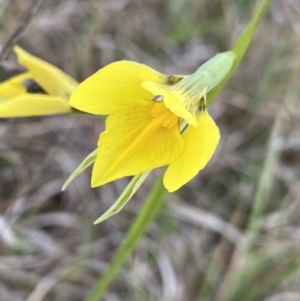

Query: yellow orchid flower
[
  {"left": 70, "top": 53, "right": 235, "bottom": 192},
  {"left": 0, "top": 46, "right": 78, "bottom": 117}
]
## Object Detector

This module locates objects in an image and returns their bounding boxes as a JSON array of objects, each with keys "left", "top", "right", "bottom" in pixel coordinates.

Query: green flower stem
[
  {"left": 207, "top": 0, "right": 273, "bottom": 105},
  {"left": 85, "top": 174, "right": 167, "bottom": 301}
]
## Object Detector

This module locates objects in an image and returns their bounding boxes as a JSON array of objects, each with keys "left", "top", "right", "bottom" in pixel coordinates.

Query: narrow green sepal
[
  {"left": 62, "top": 149, "right": 98, "bottom": 191},
  {"left": 93, "top": 171, "right": 150, "bottom": 224}
]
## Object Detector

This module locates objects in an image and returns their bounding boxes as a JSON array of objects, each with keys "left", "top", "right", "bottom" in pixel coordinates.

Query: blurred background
[{"left": 1, "top": 0, "right": 300, "bottom": 300}]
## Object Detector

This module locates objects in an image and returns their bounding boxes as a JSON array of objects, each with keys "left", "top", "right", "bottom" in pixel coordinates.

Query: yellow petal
[
  {"left": 69, "top": 61, "right": 169, "bottom": 115},
  {"left": 163, "top": 110, "right": 220, "bottom": 192},
  {"left": 142, "top": 81, "right": 197, "bottom": 126},
  {"left": 91, "top": 99, "right": 183, "bottom": 186},
  {"left": 13, "top": 46, "right": 78, "bottom": 97},
  {"left": 0, "top": 72, "right": 31, "bottom": 100},
  {"left": 0, "top": 94, "right": 72, "bottom": 117}
]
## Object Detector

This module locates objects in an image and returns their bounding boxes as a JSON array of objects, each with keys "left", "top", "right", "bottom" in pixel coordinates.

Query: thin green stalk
[
  {"left": 207, "top": 0, "right": 272, "bottom": 105},
  {"left": 85, "top": 175, "right": 166, "bottom": 301}
]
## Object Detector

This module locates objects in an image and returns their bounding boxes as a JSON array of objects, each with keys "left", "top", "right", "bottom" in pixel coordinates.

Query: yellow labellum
[
  {"left": 0, "top": 46, "right": 78, "bottom": 118},
  {"left": 70, "top": 60, "right": 220, "bottom": 192},
  {"left": 91, "top": 100, "right": 183, "bottom": 186}
]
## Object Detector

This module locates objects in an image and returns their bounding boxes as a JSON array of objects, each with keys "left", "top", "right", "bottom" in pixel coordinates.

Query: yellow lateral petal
[
  {"left": 142, "top": 81, "right": 197, "bottom": 126},
  {"left": 0, "top": 94, "right": 72, "bottom": 117},
  {"left": 91, "top": 99, "right": 183, "bottom": 186},
  {"left": 0, "top": 72, "right": 31, "bottom": 100},
  {"left": 14, "top": 46, "right": 78, "bottom": 97},
  {"left": 163, "top": 110, "right": 220, "bottom": 192},
  {"left": 69, "top": 61, "right": 168, "bottom": 115}
]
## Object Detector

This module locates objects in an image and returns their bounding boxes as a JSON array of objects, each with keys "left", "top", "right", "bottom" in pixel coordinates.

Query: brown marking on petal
[
  {"left": 166, "top": 75, "right": 183, "bottom": 86},
  {"left": 198, "top": 97, "right": 206, "bottom": 111}
]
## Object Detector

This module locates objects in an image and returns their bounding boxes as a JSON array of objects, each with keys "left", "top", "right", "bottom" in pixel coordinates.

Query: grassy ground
[{"left": 1, "top": 0, "right": 300, "bottom": 300}]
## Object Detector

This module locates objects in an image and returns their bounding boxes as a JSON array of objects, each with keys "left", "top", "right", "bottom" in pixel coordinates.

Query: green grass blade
[
  {"left": 62, "top": 149, "right": 97, "bottom": 191},
  {"left": 94, "top": 171, "right": 150, "bottom": 224},
  {"left": 243, "top": 107, "right": 285, "bottom": 251},
  {"left": 85, "top": 175, "right": 166, "bottom": 301},
  {"left": 207, "top": 0, "right": 273, "bottom": 105}
]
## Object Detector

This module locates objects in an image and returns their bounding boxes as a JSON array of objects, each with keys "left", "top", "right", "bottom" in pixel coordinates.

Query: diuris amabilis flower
[
  {"left": 0, "top": 46, "right": 78, "bottom": 118},
  {"left": 70, "top": 53, "right": 235, "bottom": 192}
]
